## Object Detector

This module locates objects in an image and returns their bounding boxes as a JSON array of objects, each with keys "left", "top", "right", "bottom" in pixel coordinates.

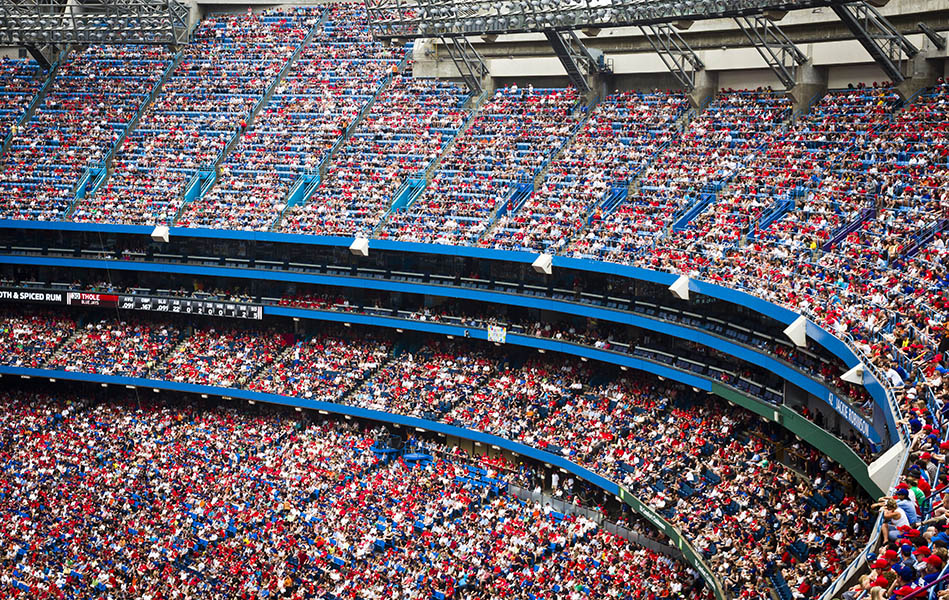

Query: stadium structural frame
[
  {"left": 640, "top": 23, "right": 705, "bottom": 91},
  {"left": 733, "top": 13, "right": 808, "bottom": 89},
  {"left": 0, "top": 0, "right": 191, "bottom": 52},
  {"left": 363, "top": 0, "right": 857, "bottom": 40},
  {"left": 832, "top": 1, "right": 920, "bottom": 83}
]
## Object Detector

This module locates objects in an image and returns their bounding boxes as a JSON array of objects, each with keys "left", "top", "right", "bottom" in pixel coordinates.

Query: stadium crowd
[
  {"left": 178, "top": 5, "right": 403, "bottom": 231},
  {"left": 485, "top": 89, "right": 690, "bottom": 253},
  {"left": 71, "top": 9, "right": 319, "bottom": 226},
  {"left": 380, "top": 85, "right": 583, "bottom": 245},
  {"left": 47, "top": 319, "right": 181, "bottom": 377},
  {"left": 569, "top": 89, "right": 793, "bottom": 260},
  {"left": 0, "top": 45, "right": 173, "bottom": 221},
  {"left": 0, "top": 311, "right": 75, "bottom": 368},
  {"left": 0, "top": 6, "right": 948, "bottom": 597},
  {"left": 0, "top": 310, "right": 878, "bottom": 598},
  {"left": 280, "top": 68, "right": 471, "bottom": 237},
  {"left": 154, "top": 326, "right": 292, "bottom": 388},
  {"left": 0, "top": 279, "right": 876, "bottom": 448},
  {"left": 0, "top": 57, "right": 44, "bottom": 142},
  {"left": 0, "top": 388, "right": 710, "bottom": 599}
]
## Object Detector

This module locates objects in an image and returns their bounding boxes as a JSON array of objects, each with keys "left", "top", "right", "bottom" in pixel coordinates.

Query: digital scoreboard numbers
[
  {"left": 116, "top": 295, "right": 263, "bottom": 320},
  {"left": 13, "top": 290, "right": 266, "bottom": 320}
]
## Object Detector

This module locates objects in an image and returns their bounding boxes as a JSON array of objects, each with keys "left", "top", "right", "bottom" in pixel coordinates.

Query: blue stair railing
[
  {"left": 902, "top": 217, "right": 949, "bottom": 258},
  {"left": 601, "top": 184, "right": 629, "bottom": 213},
  {"left": 171, "top": 169, "right": 215, "bottom": 225},
  {"left": 671, "top": 192, "right": 716, "bottom": 233},
  {"left": 822, "top": 206, "right": 877, "bottom": 251}
]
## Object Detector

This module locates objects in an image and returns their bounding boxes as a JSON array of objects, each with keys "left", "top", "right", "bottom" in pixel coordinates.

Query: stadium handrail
[
  {"left": 0, "top": 220, "right": 876, "bottom": 367},
  {"left": 0, "top": 253, "right": 887, "bottom": 448}
]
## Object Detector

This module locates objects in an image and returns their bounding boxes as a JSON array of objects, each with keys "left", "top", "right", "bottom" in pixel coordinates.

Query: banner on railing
[
  {"left": 828, "top": 392, "right": 873, "bottom": 440},
  {"left": 0, "top": 288, "right": 64, "bottom": 304},
  {"left": 487, "top": 325, "right": 507, "bottom": 344}
]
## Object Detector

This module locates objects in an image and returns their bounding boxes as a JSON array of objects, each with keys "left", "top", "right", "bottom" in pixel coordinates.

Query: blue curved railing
[
  {"left": 0, "top": 246, "right": 896, "bottom": 445},
  {"left": 268, "top": 305, "right": 880, "bottom": 443},
  {"left": 0, "top": 221, "right": 870, "bottom": 363}
]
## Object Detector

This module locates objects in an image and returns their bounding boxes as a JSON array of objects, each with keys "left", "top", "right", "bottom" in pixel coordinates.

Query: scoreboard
[
  {"left": 65, "top": 292, "right": 263, "bottom": 320},
  {"left": 0, "top": 288, "right": 263, "bottom": 320}
]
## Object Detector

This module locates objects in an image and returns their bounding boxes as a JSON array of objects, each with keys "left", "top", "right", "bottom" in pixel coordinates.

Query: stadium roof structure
[
  {"left": 367, "top": 0, "right": 921, "bottom": 98},
  {"left": 364, "top": 0, "right": 858, "bottom": 39},
  {"left": 0, "top": 0, "right": 190, "bottom": 51}
]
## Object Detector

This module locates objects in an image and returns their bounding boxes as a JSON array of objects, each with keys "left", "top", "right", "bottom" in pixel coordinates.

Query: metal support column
[
  {"left": 543, "top": 29, "right": 611, "bottom": 94},
  {"left": 24, "top": 44, "right": 53, "bottom": 70},
  {"left": 439, "top": 36, "right": 489, "bottom": 95},
  {"left": 734, "top": 14, "right": 808, "bottom": 90},
  {"left": 640, "top": 23, "right": 705, "bottom": 92},
  {"left": 832, "top": 1, "right": 919, "bottom": 83}
]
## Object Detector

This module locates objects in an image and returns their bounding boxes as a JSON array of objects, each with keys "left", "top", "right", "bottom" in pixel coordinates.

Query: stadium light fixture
[{"left": 0, "top": 0, "right": 191, "bottom": 49}]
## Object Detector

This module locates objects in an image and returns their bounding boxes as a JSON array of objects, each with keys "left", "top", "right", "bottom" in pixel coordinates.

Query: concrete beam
[
  {"left": 688, "top": 69, "right": 718, "bottom": 110},
  {"left": 789, "top": 59, "right": 828, "bottom": 116},
  {"left": 896, "top": 45, "right": 944, "bottom": 100}
]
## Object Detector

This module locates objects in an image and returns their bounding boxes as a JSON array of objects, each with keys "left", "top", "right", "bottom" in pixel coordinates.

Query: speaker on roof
[
  {"left": 150, "top": 225, "right": 169, "bottom": 243},
  {"left": 669, "top": 275, "right": 690, "bottom": 301},
  {"left": 532, "top": 253, "right": 553, "bottom": 275},
  {"left": 783, "top": 315, "right": 808, "bottom": 348},
  {"left": 349, "top": 237, "right": 369, "bottom": 257},
  {"left": 841, "top": 363, "right": 866, "bottom": 385}
]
